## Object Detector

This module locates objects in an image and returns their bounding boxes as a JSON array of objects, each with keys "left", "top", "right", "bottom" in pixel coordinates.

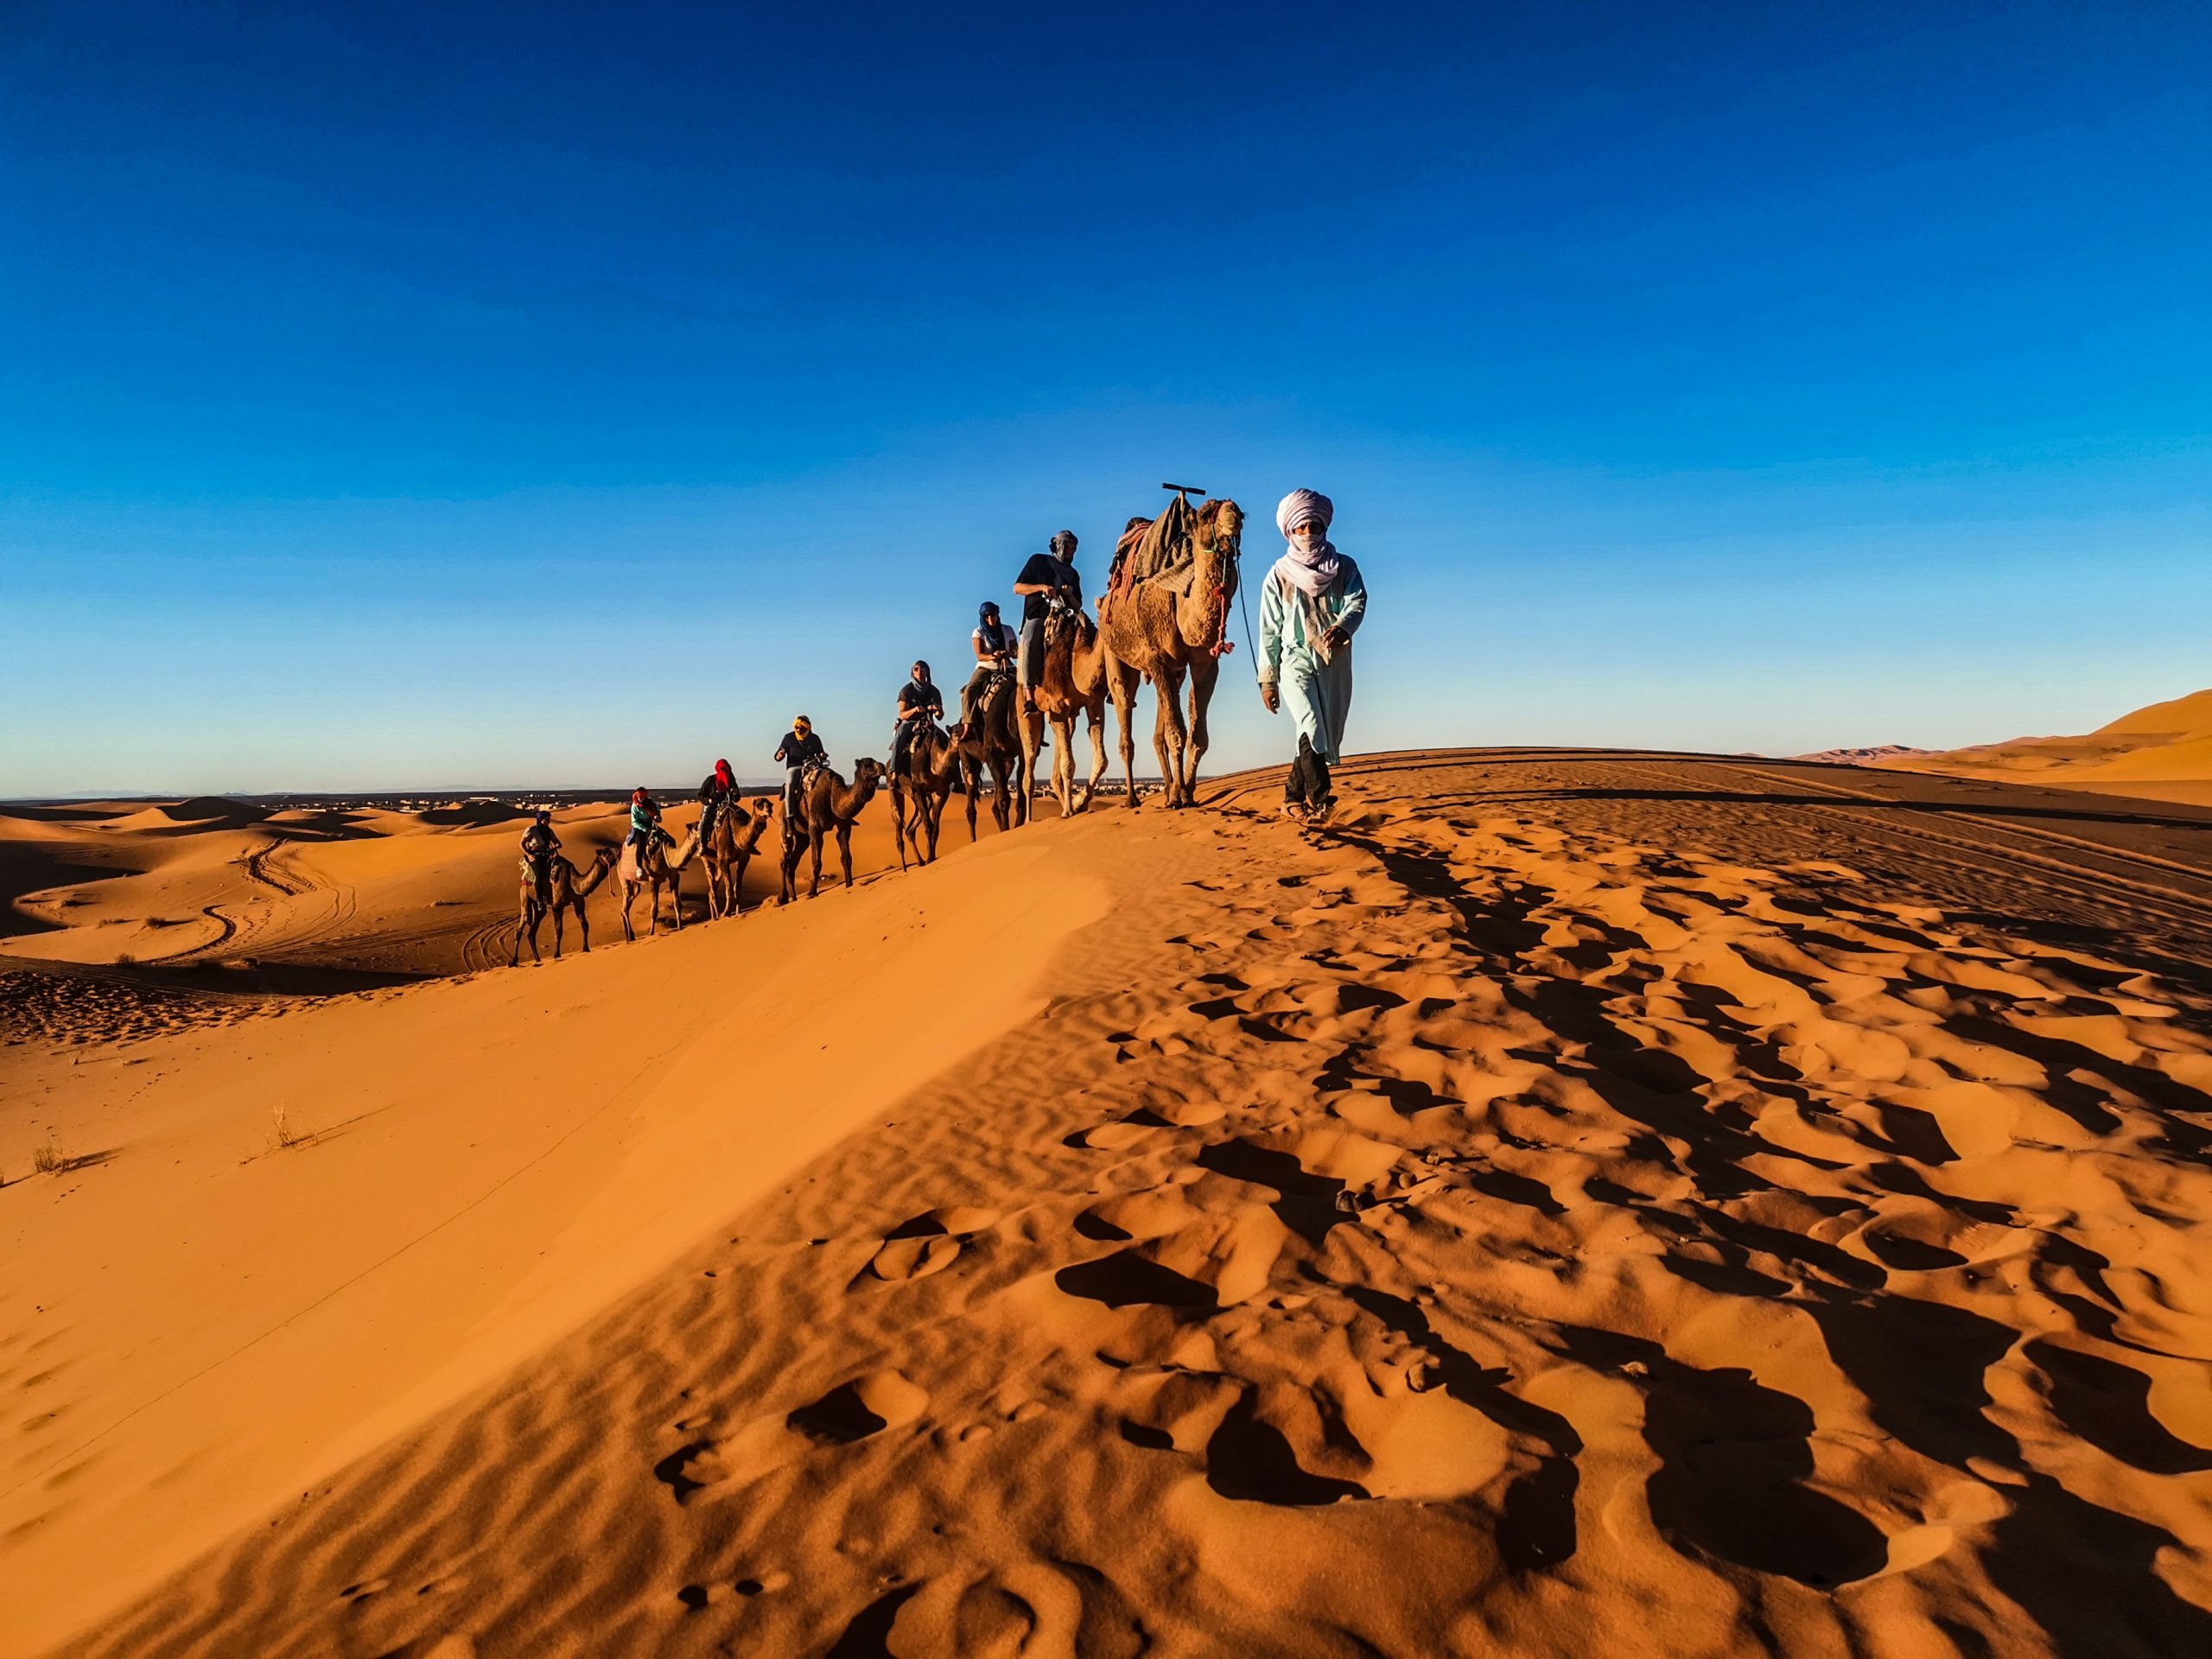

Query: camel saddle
[
  {"left": 618, "top": 830, "right": 671, "bottom": 884},
  {"left": 1102, "top": 491, "right": 1199, "bottom": 619}
]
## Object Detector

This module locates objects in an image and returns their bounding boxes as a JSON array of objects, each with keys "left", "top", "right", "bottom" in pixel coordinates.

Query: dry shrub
[
  {"left": 269, "top": 1104, "right": 305, "bottom": 1152},
  {"left": 31, "top": 1141, "right": 64, "bottom": 1175}
]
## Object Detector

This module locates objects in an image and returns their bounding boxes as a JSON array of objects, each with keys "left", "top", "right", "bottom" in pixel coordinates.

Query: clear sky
[{"left": 3, "top": 1, "right": 2207, "bottom": 796}]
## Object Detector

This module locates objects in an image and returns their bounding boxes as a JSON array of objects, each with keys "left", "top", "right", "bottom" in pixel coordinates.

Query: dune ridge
[
  {"left": 18, "top": 752, "right": 2210, "bottom": 1657},
  {"left": 1878, "top": 687, "right": 2212, "bottom": 808}
]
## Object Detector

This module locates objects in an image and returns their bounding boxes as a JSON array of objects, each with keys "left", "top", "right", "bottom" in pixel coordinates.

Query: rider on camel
[
  {"left": 960, "top": 601, "right": 1019, "bottom": 734},
  {"left": 1013, "top": 530, "right": 1082, "bottom": 713},
  {"left": 626, "top": 786, "right": 664, "bottom": 862},
  {"left": 891, "top": 662, "right": 944, "bottom": 774},
  {"left": 520, "top": 809, "right": 561, "bottom": 900},
  {"left": 696, "top": 758, "right": 740, "bottom": 840},
  {"left": 775, "top": 716, "right": 827, "bottom": 820}
]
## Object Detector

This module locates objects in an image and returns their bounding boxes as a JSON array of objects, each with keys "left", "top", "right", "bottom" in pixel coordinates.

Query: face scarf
[{"left": 1273, "top": 488, "right": 1341, "bottom": 598}]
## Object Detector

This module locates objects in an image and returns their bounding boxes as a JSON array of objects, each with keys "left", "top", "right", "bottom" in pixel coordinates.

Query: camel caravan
[{"left": 508, "top": 484, "right": 1305, "bottom": 966}]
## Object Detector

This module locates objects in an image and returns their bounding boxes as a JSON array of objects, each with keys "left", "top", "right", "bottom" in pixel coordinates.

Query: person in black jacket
[
  {"left": 890, "top": 662, "right": 944, "bottom": 774},
  {"left": 775, "top": 716, "right": 827, "bottom": 819},
  {"left": 1012, "top": 530, "right": 1082, "bottom": 713},
  {"left": 696, "top": 757, "right": 740, "bottom": 840}
]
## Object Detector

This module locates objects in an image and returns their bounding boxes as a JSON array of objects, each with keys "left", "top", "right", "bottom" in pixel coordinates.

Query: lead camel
[{"left": 1097, "top": 495, "right": 1243, "bottom": 809}]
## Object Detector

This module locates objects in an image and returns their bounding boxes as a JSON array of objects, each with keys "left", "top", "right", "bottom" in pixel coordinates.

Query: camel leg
[
  {"left": 551, "top": 904, "right": 565, "bottom": 961},
  {"left": 1079, "top": 704, "right": 1108, "bottom": 813},
  {"left": 924, "top": 791, "right": 944, "bottom": 862},
  {"left": 1182, "top": 653, "right": 1220, "bottom": 806},
  {"left": 892, "top": 781, "right": 912, "bottom": 872},
  {"left": 807, "top": 832, "right": 826, "bottom": 899},
  {"left": 619, "top": 885, "right": 635, "bottom": 943},
  {"left": 1147, "top": 668, "right": 1188, "bottom": 808},
  {"left": 837, "top": 821, "right": 855, "bottom": 889},
  {"left": 512, "top": 899, "right": 528, "bottom": 966},
  {"left": 1017, "top": 711, "right": 1044, "bottom": 828},
  {"left": 578, "top": 898, "right": 591, "bottom": 954},
  {"left": 670, "top": 868, "right": 683, "bottom": 932},
  {"left": 963, "top": 762, "right": 981, "bottom": 842},
  {"left": 1107, "top": 660, "right": 1142, "bottom": 807},
  {"left": 1051, "top": 716, "right": 1075, "bottom": 815}
]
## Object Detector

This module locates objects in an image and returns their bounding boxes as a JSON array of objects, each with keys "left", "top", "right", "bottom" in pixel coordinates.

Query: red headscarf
[{"left": 715, "top": 759, "right": 734, "bottom": 787}]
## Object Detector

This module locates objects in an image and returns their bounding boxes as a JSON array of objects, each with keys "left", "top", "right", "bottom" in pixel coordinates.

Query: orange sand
[
  {"left": 1879, "top": 687, "right": 2212, "bottom": 808},
  {"left": 6, "top": 752, "right": 2212, "bottom": 1656}
]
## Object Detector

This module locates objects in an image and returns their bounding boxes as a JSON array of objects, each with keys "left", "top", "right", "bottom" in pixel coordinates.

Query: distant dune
[
  {"left": 1794, "top": 743, "right": 1930, "bottom": 766},
  {"left": 1874, "top": 687, "right": 2212, "bottom": 807}
]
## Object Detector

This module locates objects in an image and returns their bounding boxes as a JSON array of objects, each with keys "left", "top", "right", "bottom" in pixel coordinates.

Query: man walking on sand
[{"left": 1257, "top": 488, "right": 1366, "bottom": 820}]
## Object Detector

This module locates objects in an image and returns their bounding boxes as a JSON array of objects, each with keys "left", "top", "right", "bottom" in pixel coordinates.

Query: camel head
[
  {"left": 1198, "top": 498, "right": 1243, "bottom": 563},
  {"left": 854, "top": 757, "right": 885, "bottom": 788}
]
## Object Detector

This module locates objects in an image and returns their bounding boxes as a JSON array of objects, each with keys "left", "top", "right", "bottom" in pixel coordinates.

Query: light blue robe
[{"left": 1257, "top": 552, "right": 1366, "bottom": 765}]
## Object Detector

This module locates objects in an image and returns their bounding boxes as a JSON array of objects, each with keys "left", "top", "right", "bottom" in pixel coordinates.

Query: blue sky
[{"left": 3, "top": 0, "right": 2207, "bottom": 794}]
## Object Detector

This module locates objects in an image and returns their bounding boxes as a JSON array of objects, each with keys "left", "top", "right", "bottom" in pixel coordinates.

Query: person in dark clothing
[
  {"left": 519, "top": 810, "right": 561, "bottom": 899},
  {"left": 696, "top": 758, "right": 739, "bottom": 840},
  {"left": 1012, "top": 530, "right": 1081, "bottom": 711},
  {"left": 1283, "top": 733, "right": 1334, "bottom": 823},
  {"left": 961, "top": 601, "right": 1019, "bottom": 732},
  {"left": 890, "top": 662, "right": 944, "bottom": 773},
  {"left": 775, "top": 716, "right": 827, "bottom": 819}
]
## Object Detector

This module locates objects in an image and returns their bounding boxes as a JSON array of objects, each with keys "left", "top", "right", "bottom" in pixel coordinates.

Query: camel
[
  {"left": 702, "top": 797, "right": 776, "bottom": 918},
  {"left": 618, "top": 826, "right": 703, "bottom": 940},
  {"left": 1098, "top": 496, "right": 1243, "bottom": 808},
  {"left": 779, "top": 759, "right": 885, "bottom": 901},
  {"left": 891, "top": 721, "right": 963, "bottom": 869},
  {"left": 1020, "top": 602, "right": 1110, "bottom": 816},
  {"left": 512, "top": 845, "right": 619, "bottom": 965},
  {"left": 952, "top": 669, "right": 1022, "bottom": 837}
]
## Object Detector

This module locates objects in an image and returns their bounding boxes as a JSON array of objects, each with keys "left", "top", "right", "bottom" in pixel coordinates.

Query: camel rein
[{"left": 1209, "top": 549, "right": 1240, "bottom": 658}]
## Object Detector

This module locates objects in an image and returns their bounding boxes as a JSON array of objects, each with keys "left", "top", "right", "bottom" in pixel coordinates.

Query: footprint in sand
[
  {"left": 856, "top": 1207, "right": 1001, "bottom": 1286},
  {"left": 653, "top": 1370, "right": 931, "bottom": 1503}
]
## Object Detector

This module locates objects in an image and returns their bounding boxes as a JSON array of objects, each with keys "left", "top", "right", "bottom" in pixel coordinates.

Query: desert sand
[
  {"left": 6, "top": 752, "right": 2212, "bottom": 1656},
  {"left": 1872, "top": 687, "right": 2212, "bottom": 809}
]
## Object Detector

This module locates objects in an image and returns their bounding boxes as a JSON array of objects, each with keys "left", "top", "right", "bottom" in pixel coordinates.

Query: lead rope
[{"left": 1236, "top": 569, "right": 1258, "bottom": 674}]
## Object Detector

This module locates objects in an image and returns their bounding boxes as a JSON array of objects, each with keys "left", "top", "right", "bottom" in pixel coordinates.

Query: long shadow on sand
[{"left": 1326, "top": 824, "right": 2212, "bottom": 1644}]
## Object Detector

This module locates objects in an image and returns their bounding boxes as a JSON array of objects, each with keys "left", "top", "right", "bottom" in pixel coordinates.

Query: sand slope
[
  {"left": 10, "top": 753, "right": 2212, "bottom": 1656},
  {"left": 1880, "top": 687, "right": 2212, "bottom": 807},
  {"left": 2, "top": 810, "right": 1092, "bottom": 1656}
]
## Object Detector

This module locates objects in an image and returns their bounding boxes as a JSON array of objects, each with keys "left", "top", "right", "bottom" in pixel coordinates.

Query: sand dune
[
  {"left": 1878, "top": 686, "right": 2212, "bottom": 808},
  {"left": 7, "top": 752, "right": 2212, "bottom": 1656},
  {"left": 0, "top": 785, "right": 990, "bottom": 1017}
]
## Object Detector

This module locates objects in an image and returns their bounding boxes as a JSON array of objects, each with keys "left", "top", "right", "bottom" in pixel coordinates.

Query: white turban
[{"left": 1276, "top": 489, "right": 1333, "bottom": 538}]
